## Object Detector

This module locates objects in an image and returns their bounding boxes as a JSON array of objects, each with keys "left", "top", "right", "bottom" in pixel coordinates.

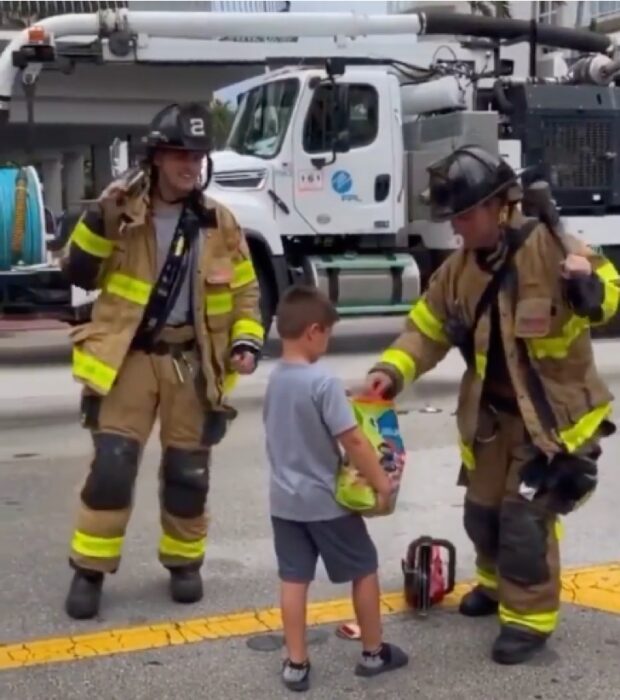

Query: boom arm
[{"left": 0, "top": 9, "right": 613, "bottom": 124}]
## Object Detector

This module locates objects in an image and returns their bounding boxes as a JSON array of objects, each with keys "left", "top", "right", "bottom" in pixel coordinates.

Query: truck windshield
[{"left": 227, "top": 78, "right": 299, "bottom": 159}]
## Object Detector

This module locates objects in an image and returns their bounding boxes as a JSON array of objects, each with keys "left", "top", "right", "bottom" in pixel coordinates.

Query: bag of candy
[{"left": 335, "top": 396, "right": 406, "bottom": 516}]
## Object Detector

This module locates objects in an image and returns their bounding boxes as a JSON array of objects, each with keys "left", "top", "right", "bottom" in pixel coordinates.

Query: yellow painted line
[{"left": 1, "top": 563, "right": 620, "bottom": 672}]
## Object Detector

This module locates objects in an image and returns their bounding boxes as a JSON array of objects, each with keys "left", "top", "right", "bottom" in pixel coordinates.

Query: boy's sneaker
[
  {"left": 355, "top": 642, "right": 409, "bottom": 678},
  {"left": 282, "top": 659, "right": 311, "bottom": 692}
]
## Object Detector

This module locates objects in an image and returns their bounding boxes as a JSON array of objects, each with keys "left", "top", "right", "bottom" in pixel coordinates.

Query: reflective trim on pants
[
  {"left": 459, "top": 438, "right": 475, "bottom": 471},
  {"left": 499, "top": 603, "right": 559, "bottom": 635},
  {"left": 71, "top": 530, "right": 124, "bottom": 560},
  {"left": 476, "top": 566, "right": 498, "bottom": 591},
  {"left": 158, "top": 533, "right": 206, "bottom": 561}
]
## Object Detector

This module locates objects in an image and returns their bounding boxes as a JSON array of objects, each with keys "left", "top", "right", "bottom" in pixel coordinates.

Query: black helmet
[
  {"left": 422, "top": 145, "right": 519, "bottom": 222},
  {"left": 145, "top": 102, "right": 213, "bottom": 153}
]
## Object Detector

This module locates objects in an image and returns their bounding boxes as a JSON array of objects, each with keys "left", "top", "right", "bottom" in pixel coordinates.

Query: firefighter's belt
[{"left": 132, "top": 338, "right": 196, "bottom": 356}]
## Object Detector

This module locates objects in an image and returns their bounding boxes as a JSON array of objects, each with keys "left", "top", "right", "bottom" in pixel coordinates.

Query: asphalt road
[{"left": 2, "top": 322, "right": 620, "bottom": 699}]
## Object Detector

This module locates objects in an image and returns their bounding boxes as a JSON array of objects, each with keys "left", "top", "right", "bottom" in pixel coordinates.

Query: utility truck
[{"left": 0, "top": 9, "right": 617, "bottom": 331}]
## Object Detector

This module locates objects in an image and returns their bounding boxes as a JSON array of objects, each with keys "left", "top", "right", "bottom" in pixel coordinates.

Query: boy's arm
[
  {"left": 317, "top": 376, "right": 391, "bottom": 497},
  {"left": 337, "top": 426, "right": 392, "bottom": 496}
]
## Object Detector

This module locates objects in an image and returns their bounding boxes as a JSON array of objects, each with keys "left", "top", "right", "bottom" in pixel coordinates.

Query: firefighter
[
  {"left": 61, "top": 102, "right": 264, "bottom": 620},
  {"left": 364, "top": 145, "right": 619, "bottom": 664}
]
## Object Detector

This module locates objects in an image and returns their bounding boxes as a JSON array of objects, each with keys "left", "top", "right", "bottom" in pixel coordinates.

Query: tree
[
  {"left": 210, "top": 99, "right": 236, "bottom": 149},
  {"left": 468, "top": 1, "right": 512, "bottom": 18}
]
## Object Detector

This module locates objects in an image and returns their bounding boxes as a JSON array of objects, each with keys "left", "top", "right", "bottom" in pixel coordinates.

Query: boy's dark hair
[{"left": 276, "top": 284, "right": 339, "bottom": 339}]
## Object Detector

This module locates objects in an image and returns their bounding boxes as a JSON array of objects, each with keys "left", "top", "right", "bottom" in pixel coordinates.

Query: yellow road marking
[{"left": 1, "top": 563, "right": 620, "bottom": 671}]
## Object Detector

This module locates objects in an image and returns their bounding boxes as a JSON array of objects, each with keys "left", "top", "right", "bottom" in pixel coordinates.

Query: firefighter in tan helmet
[
  {"left": 61, "top": 102, "right": 264, "bottom": 619},
  {"left": 365, "top": 145, "right": 619, "bottom": 664}
]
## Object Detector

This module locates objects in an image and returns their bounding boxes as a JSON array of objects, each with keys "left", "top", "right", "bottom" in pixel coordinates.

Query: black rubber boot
[
  {"left": 492, "top": 625, "right": 547, "bottom": 665},
  {"left": 459, "top": 586, "right": 499, "bottom": 617},
  {"left": 169, "top": 566, "right": 203, "bottom": 604},
  {"left": 65, "top": 569, "right": 104, "bottom": 620}
]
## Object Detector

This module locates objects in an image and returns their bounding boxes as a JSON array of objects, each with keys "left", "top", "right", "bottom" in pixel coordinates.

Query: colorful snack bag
[{"left": 335, "top": 396, "right": 406, "bottom": 516}]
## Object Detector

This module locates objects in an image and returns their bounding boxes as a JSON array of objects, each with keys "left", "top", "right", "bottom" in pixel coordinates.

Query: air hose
[{"left": 0, "top": 166, "right": 46, "bottom": 271}]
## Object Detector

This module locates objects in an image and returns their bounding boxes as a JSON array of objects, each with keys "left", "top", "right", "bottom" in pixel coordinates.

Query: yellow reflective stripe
[
  {"left": 231, "top": 259, "right": 256, "bottom": 289},
  {"left": 596, "top": 261, "right": 620, "bottom": 323},
  {"left": 224, "top": 372, "right": 239, "bottom": 394},
  {"left": 231, "top": 318, "right": 264, "bottom": 342},
  {"left": 601, "top": 281, "right": 620, "bottom": 324},
  {"left": 476, "top": 567, "right": 498, "bottom": 591},
  {"left": 555, "top": 518, "right": 564, "bottom": 541},
  {"left": 105, "top": 272, "right": 152, "bottom": 306},
  {"left": 71, "top": 530, "right": 123, "bottom": 559},
  {"left": 596, "top": 260, "right": 618, "bottom": 283},
  {"left": 73, "top": 347, "right": 117, "bottom": 394},
  {"left": 379, "top": 348, "right": 416, "bottom": 384},
  {"left": 499, "top": 604, "right": 558, "bottom": 634},
  {"left": 558, "top": 402, "right": 612, "bottom": 453},
  {"left": 527, "top": 315, "right": 588, "bottom": 360},
  {"left": 459, "top": 438, "right": 475, "bottom": 471},
  {"left": 158, "top": 534, "right": 206, "bottom": 560},
  {"left": 409, "top": 299, "right": 448, "bottom": 345},
  {"left": 70, "top": 221, "right": 113, "bottom": 259},
  {"left": 205, "top": 291, "right": 233, "bottom": 315},
  {"left": 475, "top": 352, "right": 487, "bottom": 379}
]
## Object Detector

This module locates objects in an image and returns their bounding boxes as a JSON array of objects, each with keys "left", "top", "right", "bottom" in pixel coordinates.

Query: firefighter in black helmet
[
  {"left": 367, "top": 144, "right": 619, "bottom": 664},
  {"left": 61, "top": 102, "right": 264, "bottom": 619}
]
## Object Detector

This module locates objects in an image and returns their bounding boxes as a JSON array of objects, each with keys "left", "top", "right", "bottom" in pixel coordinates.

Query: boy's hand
[{"left": 375, "top": 478, "right": 395, "bottom": 514}]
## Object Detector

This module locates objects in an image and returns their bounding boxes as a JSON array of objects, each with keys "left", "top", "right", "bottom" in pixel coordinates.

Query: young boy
[{"left": 263, "top": 285, "right": 409, "bottom": 692}]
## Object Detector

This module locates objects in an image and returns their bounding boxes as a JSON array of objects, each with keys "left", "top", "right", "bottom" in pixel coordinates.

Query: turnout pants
[
  {"left": 463, "top": 405, "right": 562, "bottom": 637},
  {"left": 70, "top": 326, "right": 212, "bottom": 574}
]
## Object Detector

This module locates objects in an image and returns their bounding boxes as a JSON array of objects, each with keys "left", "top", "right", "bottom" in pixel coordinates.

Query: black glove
[
  {"left": 519, "top": 451, "right": 598, "bottom": 515},
  {"left": 563, "top": 273, "right": 604, "bottom": 321}
]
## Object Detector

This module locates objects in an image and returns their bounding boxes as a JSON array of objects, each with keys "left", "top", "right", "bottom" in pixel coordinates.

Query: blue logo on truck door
[{"left": 331, "top": 170, "right": 360, "bottom": 201}]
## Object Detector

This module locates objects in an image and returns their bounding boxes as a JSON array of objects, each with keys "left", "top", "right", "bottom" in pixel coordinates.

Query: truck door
[{"left": 291, "top": 72, "right": 397, "bottom": 235}]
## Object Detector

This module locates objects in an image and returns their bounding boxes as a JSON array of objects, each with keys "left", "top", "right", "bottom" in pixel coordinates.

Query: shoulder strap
[
  {"left": 132, "top": 204, "right": 200, "bottom": 351},
  {"left": 471, "top": 218, "right": 538, "bottom": 333}
]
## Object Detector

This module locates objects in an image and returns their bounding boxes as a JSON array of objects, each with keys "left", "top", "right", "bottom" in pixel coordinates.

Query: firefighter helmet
[
  {"left": 144, "top": 102, "right": 213, "bottom": 153},
  {"left": 422, "top": 145, "right": 520, "bottom": 223}
]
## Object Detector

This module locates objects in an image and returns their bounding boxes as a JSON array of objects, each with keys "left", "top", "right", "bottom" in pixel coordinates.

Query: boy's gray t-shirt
[{"left": 263, "top": 360, "right": 357, "bottom": 522}]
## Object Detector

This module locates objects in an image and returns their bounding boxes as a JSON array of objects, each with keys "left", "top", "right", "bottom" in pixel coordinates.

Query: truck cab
[{"left": 208, "top": 65, "right": 420, "bottom": 330}]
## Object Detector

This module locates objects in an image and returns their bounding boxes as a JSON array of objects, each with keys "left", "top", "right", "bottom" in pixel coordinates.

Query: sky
[{"left": 214, "top": 0, "right": 389, "bottom": 104}]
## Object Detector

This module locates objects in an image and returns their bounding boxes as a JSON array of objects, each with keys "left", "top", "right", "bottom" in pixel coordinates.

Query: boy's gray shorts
[{"left": 271, "top": 514, "right": 378, "bottom": 584}]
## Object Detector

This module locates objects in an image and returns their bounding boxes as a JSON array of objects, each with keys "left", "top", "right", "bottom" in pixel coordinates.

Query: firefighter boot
[
  {"left": 492, "top": 625, "right": 547, "bottom": 665},
  {"left": 169, "top": 565, "right": 203, "bottom": 604},
  {"left": 459, "top": 586, "right": 499, "bottom": 617},
  {"left": 65, "top": 569, "right": 104, "bottom": 620}
]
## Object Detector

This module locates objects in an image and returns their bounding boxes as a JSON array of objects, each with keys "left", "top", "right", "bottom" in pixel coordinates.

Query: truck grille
[{"left": 542, "top": 119, "right": 611, "bottom": 190}]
